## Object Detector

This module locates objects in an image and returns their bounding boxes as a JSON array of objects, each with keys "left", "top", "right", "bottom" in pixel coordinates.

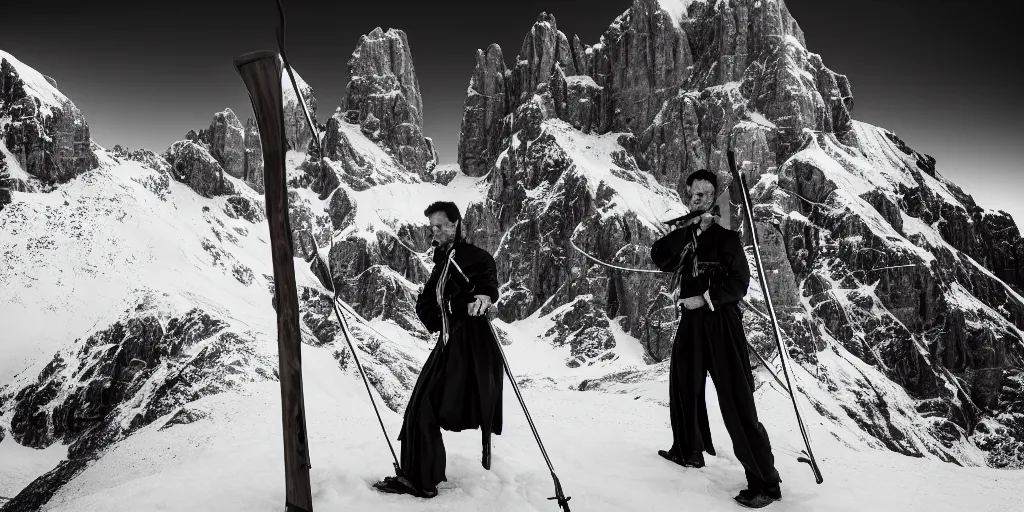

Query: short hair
[
  {"left": 685, "top": 169, "right": 718, "bottom": 194},
  {"left": 424, "top": 201, "right": 462, "bottom": 223}
]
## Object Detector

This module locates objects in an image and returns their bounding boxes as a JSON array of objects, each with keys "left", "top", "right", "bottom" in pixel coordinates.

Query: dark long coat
[
  {"left": 397, "top": 240, "right": 504, "bottom": 490},
  {"left": 650, "top": 222, "right": 781, "bottom": 488}
]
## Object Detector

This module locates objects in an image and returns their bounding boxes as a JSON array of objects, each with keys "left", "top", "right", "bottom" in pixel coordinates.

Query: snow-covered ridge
[
  {"left": 0, "top": 49, "right": 69, "bottom": 114},
  {"left": 281, "top": 64, "right": 312, "bottom": 109},
  {"left": 565, "top": 75, "right": 601, "bottom": 89},
  {"left": 545, "top": 118, "right": 687, "bottom": 231},
  {"left": 657, "top": 0, "right": 702, "bottom": 26}
]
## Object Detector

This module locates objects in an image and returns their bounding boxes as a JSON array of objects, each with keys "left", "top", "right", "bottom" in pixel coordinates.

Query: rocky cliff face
[
  {"left": 0, "top": 156, "right": 12, "bottom": 211},
  {"left": 164, "top": 140, "right": 235, "bottom": 198},
  {"left": 206, "top": 109, "right": 246, "bottom": 180},
  {"left": 282, "top": 67, "right": 317, "bottom": 154},
  {"left": 457, "top": 0, "right": 1024, "bottom": 468},
  {"left": 1, "top": 51, "right": 99, "bottom": 188},
  {"left": 343, "top": 27, "right": 437, "bottom": 176},
  {"left": 177, "top": 107, "right": 266, "bottom": 195},
  {"left": 242, "top": 117, "right": 265, "bottom": 192}
]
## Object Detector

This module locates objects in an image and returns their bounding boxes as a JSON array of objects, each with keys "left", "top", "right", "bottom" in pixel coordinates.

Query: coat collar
[{"left": 432, "top": 239, "right": 465, "bottom": 264}]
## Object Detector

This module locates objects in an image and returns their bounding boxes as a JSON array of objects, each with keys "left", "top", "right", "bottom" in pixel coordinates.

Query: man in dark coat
[
  {"left": 373, "top": 201, "right": 504, "bottom": 498},
  {"left": 650, "top": 170, "right": 783, "bottom": 509}
]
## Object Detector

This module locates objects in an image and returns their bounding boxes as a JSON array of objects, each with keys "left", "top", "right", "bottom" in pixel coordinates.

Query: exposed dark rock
[
  {"left": 344, "top": 28, "right": 436, "bottom": 174},
  {"left": 242, "top": 117, "right": 265, "bottom": 193},
  {"left": 328, "top": 185, "right": 355, "bottom": 231},
  {"left": 206, "top": 109, "right": 246, "bottom": 179},
  {"left": 223, "top": 195, "right": 265, "bottom": 224},
  {"left": 428, "top": 165, "right": 458, "bottom": 185},
  {"left": 1, "top": 56, "right": 98, "bottom": 185},
  {"left": 282, "top": 68, "right": 317, "bottom": 152},
  {"left": 458, "top": 44, "right": 510, "bottom": 177},
  {"left": 159, "top": 407, "right": 208, "bottom": 430},
  {"left": 0, "top": 156, "right": 12, "bottom": 211},
  {"left": 287, "top": 190, "right": 331, "bottom": 261},
  {"left": 164, "top": 140, "right": 235, "bottom": 198},
  {"left": 544, "top": 296, "right": 617, "bottom": 367}
]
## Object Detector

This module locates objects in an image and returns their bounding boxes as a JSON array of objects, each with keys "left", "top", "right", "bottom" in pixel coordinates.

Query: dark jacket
[
  {"left": 415, "top": 241, "right": 500, "bottom": 333},
  {"left": 649, "top": 223, "right": 750, "bottom": 307}
]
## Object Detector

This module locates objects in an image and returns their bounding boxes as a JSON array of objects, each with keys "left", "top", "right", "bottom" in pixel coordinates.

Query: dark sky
[{"left": 2, "top": 0, "right": 1021, "bottom": 227}]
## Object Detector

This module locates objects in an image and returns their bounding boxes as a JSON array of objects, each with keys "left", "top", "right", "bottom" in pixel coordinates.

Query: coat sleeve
[
  {"left": 708, "top": 231, "right": 750, "bottom": 306},
  {"left": 416, "top": 268, "right": 442, "bottom": 333},
  {"left": 650, "top": 227, "right": 691, "bottom": 272},
  {"left": 451, "top": 247, "right": 500, "bottom": 304},
  {"left": 468, "top": 250, "right": 500, "bottom": 303}
]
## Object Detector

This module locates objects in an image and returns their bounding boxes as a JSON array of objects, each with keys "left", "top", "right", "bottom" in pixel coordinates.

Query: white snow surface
[
  {"left": 0, "top": 162, "right": 273, "bottom": 382},
  {"left": 20, "top": 352, "right": 1024, "bottom": 512},
  {"left": 545, "top": 119, "right": 687, "bottom": 231},
  {"left": 564, "top": 75, "right": 600, "bottom": 89},
  {"left": 747, "top": 111, "right": 777, "bottom": 129},
  {"left": 657, "top": 0, "right": 699, "bottom": 26},
  {"left": 351, "top": 173, "right": 488, "bottom": 236},
  {"left": 0, "top": 440, "right": 67, "bottom": 500}
]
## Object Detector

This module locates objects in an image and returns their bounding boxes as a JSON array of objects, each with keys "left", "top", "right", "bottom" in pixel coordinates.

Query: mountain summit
[{"left": 457, "top": 0, "right": 1024, "bottom": 468}]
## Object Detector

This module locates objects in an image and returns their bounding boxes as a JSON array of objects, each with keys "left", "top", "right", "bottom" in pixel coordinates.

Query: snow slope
[
  {"left": 28, "top": 350, "right": 1024, "bottom": 512},
  {"left": 0, "top": 155, "right": 272, "bottom": 383}
]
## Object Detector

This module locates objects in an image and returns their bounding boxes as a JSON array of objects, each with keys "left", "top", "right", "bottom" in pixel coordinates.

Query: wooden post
[{"left": 233, "top": 50, "right": 314, "bottom": 512}]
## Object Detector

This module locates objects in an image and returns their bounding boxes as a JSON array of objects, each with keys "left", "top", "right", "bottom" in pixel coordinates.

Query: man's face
[
  {"left": 428, "top": 211, "right": 458, "bottom": 247},
  {"left": 686, "top": 179, "right": 716, "bottom": 213}
]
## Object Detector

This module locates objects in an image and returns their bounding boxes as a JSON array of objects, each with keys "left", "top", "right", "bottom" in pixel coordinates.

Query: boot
[
  {"left": 482, "top": 430, "right": 492, "bottom": 470},
  {"left": 373, "top": 474, "right": 438, "bottom": 499},
  {"left": 658, "top": 448, "right": 705, "bottom": 468},
  {"left": 734, "top": 483, "right": 781, "bottom": 509}
]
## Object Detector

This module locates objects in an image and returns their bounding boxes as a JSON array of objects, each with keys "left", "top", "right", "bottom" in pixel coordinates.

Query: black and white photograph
[{"left": 1, "top": 0, "right": 1021, "bottom": 510}]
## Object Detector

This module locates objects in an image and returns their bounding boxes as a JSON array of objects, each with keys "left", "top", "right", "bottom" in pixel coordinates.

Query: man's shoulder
[
  {"left": 708, "top": 223, "right": 740, "bottom": 242},
  {"left": 456, "top": 241, "right": 494, "bottom": 260}
]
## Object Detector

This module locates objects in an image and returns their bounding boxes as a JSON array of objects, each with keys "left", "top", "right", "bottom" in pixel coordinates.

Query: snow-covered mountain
[
  {"left": 2, "top": 0, "right": 1023, "bottom": 510},
  {"left": 454, "top": 0, "right": 1024, "bottom": 469}
]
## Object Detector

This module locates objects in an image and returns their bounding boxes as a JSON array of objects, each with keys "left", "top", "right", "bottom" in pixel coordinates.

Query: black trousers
[
  {"left": 397, "top": 316, "right": 503, "bottom": 490},
  {"left": 668, "top": 303, "right": 781, "bottom": 488}
]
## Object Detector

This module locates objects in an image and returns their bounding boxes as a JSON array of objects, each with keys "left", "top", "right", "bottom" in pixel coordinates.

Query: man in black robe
[
  {"left": 373, "top": 201, "right": 504, "bottom": 498},
  {"left": 650, "top": 170, "right": 783, "bottom": 509}
]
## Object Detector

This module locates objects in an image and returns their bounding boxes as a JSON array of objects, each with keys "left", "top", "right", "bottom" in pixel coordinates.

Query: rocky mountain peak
[
  {"left": 343, "top": 27, "right": 437, "bottom": 176},
  {"left": 457, "top": 43, "right": 510, "bottom": 177},
  {"left": 0, "top": 50, "right": 98, "bottom": 186},
  {"left": 456, "top": 0, "right": 1024, "bottom": 469},
  {"left": 281, "top": 66, "right": 318, "bottom": 154},
  {"left": 207, "top": 108, "right": 245, "bottom": 177}
]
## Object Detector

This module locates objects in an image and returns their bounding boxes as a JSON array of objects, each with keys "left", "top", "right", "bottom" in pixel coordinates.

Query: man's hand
[
  {"left": 678, "top": 295, "right": 706, "bottom": 310},
  {"left": 468, "top": 295, "right": 492, "bottom": 316},
  {"left": 698, "top": 212, "right": 715, "bottom": 231},
  {"left": 686, "top": 211, "right": 714, "bottom": 230}
]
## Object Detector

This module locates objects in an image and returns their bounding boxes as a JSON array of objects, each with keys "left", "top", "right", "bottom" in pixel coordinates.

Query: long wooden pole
[{"left": 234, "top": 50, "right": 314, "bottom": 511}]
